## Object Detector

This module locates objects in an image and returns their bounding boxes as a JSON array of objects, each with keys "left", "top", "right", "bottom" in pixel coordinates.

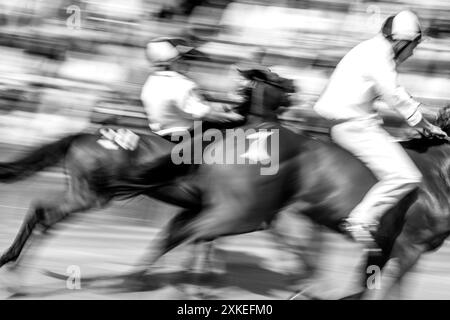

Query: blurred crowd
[{"left": 1, "top": 0, "right": 450, "bottom": 144}]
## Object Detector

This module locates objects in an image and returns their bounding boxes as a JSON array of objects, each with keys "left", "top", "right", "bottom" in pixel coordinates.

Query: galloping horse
[
  {"left": 0, "top": 69, "right": 297, "bottom": 272},
  {"left": 1, "top": 68, "right": 450, "bottom": 300},
  {"left": 129, "top": 104, "right": 450, "bottom": 299}
]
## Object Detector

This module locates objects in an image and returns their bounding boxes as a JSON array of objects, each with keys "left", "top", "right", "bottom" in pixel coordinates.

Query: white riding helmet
[
  {"left": 391, "top": 10, "right": 422, "bottom": 42},
  {"left": 145, "top": 38, "right": 196, "bottom": 65}
]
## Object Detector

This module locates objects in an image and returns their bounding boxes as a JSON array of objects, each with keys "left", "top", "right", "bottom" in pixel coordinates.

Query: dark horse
[
  {"left": 0, "top": 69, "right": 298, "bottom": 272},
  {"left": 1, "top": 68, "right": 450, "bottom": 299},
  {"left": 129, "top": 108, "right": 450, "bottom": 299}
]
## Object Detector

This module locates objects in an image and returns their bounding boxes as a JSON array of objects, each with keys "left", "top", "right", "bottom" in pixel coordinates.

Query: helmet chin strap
[
  {"left": 392, "top": 40, "right": 412, "bottom": 60},
  {"left": 381, "top": 13, "right": 421, "bottom": 61}
]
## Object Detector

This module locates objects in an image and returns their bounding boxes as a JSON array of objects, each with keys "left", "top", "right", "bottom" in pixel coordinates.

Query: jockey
[
  {"left": 313, "top": 10, "right": 447, "bottom": 250},
  {"left": 141, "top": 37, "right": 243, "bottom": 138}
]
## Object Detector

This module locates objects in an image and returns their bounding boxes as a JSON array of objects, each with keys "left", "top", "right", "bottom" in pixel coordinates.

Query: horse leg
[
  {"left": 0, "top": 206, "right": 40, "bottom": 269},
  {"left": 337, "top": 248, "right": 392, "bottom": 300},
  {"left": 0, "top": 186, "right": 108, "bottom": 288},
  {"left": 1, "top": 174, "right": 108, "bottom": 267},
  {"left": 271, "top": 219, "right": 324, "bottom": 277},
  {"left": 184, "top": 241, "right": 223, "bottom": 275},
  {"left": 203, "top": 240, "right": 226, "bottom": 275},
  {"left": 363, "top": 235, "right": 425, "bottom": 300},
  {"left": 182, "top": 241, "right": 202, "bottom": 273},
  {"left": 286, "top": 203, "right": 328, "bottom": 300},
  {"left": 182, "top": 240, "right": 227, "bottom": 300},
  {"left": 268, "top": 223, "right": 294, "bottom": 274},
  {"left": 301, "top": 225, "right": 325, "bottom": 278},
  {"left": 286, "top": 223, "right": 325, "bottom": 300},
  {"left": 133, "top": 207, "right": 201, "bottom": 274},
  {"left": 185, "top": 240, "right": 220, "bottom": 299}
]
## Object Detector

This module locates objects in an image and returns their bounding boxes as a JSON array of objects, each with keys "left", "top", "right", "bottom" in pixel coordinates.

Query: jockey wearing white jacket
[
  {"left": 313, "top": 10, "right": 447, "bottom": 250},
  {"left": 141, "top": 37, "right": 242, "bottom": 137}
]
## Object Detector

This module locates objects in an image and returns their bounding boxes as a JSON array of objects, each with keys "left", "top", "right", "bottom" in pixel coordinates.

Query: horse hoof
[{"left": 0, "top": 265, "right": 25, "bottom": 297}]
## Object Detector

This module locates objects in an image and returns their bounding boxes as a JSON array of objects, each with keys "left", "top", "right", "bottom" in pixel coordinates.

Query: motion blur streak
[{"left": 0, "top": 0, "right": 450, "bottom": 299}]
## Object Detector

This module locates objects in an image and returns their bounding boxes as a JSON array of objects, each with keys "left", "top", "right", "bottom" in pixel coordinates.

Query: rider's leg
[{"left": 331, "top": 118, "right": 422, "bottom": 244}]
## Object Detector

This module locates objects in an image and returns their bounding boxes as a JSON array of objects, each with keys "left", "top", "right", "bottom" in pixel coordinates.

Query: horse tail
[{"left": 0, "top": 133, "right": 85, "bottom": 182}]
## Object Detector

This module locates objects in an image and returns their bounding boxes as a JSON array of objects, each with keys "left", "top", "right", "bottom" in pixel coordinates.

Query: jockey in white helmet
[
  {"left": 313, "top": 10, "right": 447, "bottom": 251},
  {"left": 141, "top": 37, "right": 243, "bottom": 137}
]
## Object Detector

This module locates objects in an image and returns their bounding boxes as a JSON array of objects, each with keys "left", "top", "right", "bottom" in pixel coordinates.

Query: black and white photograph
[{"left": 0, "top": 0, "right": 450, "bottom": 304}]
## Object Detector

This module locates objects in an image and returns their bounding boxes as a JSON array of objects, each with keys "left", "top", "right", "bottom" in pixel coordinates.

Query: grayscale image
[{"left": 0, "top": 0, "right": 450, "bottom": 300}]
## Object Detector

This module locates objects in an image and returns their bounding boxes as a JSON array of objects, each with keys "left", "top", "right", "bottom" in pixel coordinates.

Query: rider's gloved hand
[
  {"left": 202, "top": 109, "right": 244, "bottom": 123},
  {"left": 219, "top": 111, "right": 244, "bottom": 122},
  {"left": 423, "top": 124, "right": 448, "bottom": 139},
  {"left": 415, "top": 117, "right": 448, "bottom": 139}
]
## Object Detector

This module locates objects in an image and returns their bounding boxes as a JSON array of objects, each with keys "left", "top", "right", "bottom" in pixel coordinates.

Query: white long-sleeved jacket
[
  {"left": 141, "top": 70, "right": 211, "bottom": 134},
  {"left": 313, "top": 34, "right": 422, "bottom": 126}
]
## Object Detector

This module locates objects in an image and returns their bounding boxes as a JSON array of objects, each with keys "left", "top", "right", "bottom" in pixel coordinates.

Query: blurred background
[
  {"left": 1, "top": 0, "right": 450, "bottom": 145},
  {"left": 1, "top": 0, "right": 450, "bottom": 299}
]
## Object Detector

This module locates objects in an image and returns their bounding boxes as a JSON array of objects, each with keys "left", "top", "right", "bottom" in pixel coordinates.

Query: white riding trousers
[{"left": 331, "top": 118, "right": 422, "bottom": 225}]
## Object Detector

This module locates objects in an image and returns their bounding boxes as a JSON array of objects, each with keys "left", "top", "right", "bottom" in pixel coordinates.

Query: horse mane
[
  {"left": 234, "top": 68, "right": 295, "bottom": 121},
  {"left": 400, "top": 136, "right": 448, "bottom": 153}
]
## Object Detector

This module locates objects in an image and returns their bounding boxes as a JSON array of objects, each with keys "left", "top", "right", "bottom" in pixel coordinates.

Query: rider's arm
[
  {"left": 180, "top": 88, "right": 243, "bottom": 123},
  {"left": 371, "top": 59, "right": 423, "bottom": 126},
  {"left": 371, "top": 60, "right": 446, "bottom": 137},
  {"left": 179, "top": 88, "right": 211, "bottom": 119}
]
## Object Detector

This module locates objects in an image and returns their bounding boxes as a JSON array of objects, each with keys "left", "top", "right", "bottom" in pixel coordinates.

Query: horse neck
[
  {"left": 406, "top": 141, "right": 450, "bottom": 186},
  {"left": 246, "top": 83, "right": 281, "bottom": 121}
]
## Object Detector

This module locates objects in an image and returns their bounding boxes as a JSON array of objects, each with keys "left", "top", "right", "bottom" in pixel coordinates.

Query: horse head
[{"left": 236, "top": 68, "right": 296, "bottom": 120}]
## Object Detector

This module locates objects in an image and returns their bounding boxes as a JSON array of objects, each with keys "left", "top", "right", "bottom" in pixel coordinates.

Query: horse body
[
  {"left": 0, "top": 72, "right": 298, "bottom": 269},
  {"left": 136, "top": 122, "right": 303, "bottom": 260},
  {"left": 368, "top": 141, "right": 450, "bottom": 298},
  {"left": 1, "top": 114, "right": 450, "bottom": 299},
  {"left": 288, "top": 137, "right": 450, "bottom": 298},
  {"left": 291, "top": 137, "right": 376, "bottom": 230},
  {"left": 142, "top": 127, "right": 450, "bottom": 299},
  {"left": 0, "top": 130, "right": 194, "bottom": 267},
  {"left": 404, "top": 142, "right": 450, "bottom": 247},
  {"left": 162, "top": 132, "right": 374, "bottom": 244},
  {"left": 288, "top": 135, "right": 450, "bottom": 251}
]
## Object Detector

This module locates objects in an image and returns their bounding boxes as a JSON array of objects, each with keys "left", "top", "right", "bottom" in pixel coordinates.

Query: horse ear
[
  {"left": 250, "top": 69, "right": 270, "bottom": 81},
  {"left": 237, "top": 69, "right": 253, "bottom": 80},
  {"left": 237, "top": 67, "right": 270, "bottom": 82}
]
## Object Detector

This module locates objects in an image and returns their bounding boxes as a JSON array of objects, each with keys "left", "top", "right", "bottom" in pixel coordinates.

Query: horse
[
  {"left": 128, "top": 103, "right": 450, "bottom": 299},
  {"left": 0, "top": 69, "right": 301, "bottom": 288}
]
